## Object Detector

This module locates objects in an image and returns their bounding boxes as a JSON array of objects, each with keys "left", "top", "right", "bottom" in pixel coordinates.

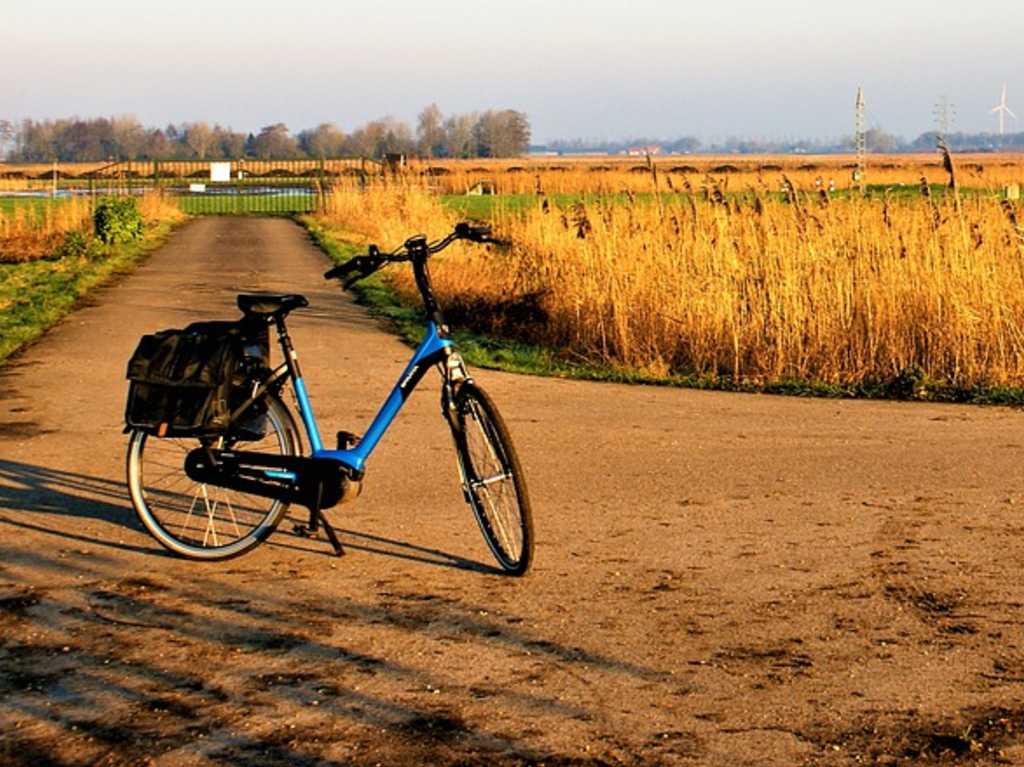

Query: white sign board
[
  {"left": 210, "top": 162, "right": 231, "bottom": 183},
  {"left": 189, "top": 183, "right": 207, "bottom": 193}
]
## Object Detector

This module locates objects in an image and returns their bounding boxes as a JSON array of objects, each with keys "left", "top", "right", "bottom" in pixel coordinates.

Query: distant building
[{"left": 625, "top": 145, "right": 663, "bottom": 156}]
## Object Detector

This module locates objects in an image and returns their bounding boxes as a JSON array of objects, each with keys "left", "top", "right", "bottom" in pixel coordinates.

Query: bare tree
[
  {"left": 184, "top": 122, "right": 215, "bottom": 159},
  {"left": 416, "top": 104, "right": 445, "bottom": 158},
  {"left": 216, "top": 127, "right": 247, "bottom": 159},
  {"left": 0, "top": 120, "right": 13, "bottom": 158},
  {"left": 346, "top": 117, "right": 413, "bottom": 158},
  {"left": 111, "top": 116, "right": 147, "bottom": 159},
  {"left": 251, "top": 123, "right": 299, "bottom": 159},
  {"left": 865, "top": 127, "right": 898, "bottom": 153},
  {"left": 146, "top": 128, "right": 172, "bottom": 160},
  {"left": 298, "top": 122, "right": 347, "bottom": 158},
  {"left": 473, "top": 110, "right": 530, "bottom": 158},
  {"left": 443, "top": 113, "right": 478, "bottom": 158}
]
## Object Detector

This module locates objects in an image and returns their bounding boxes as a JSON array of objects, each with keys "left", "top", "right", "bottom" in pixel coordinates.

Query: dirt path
[{"left": 2, "top": 217, "right": 1024, "bottom": 766}]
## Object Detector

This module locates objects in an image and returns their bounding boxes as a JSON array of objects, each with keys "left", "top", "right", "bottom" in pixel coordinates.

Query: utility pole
[
  {"left": 933, "top": 94, "right": 956, "bottom": 139},
  {"left": 854, "top": 87, "right": 866, "bottom": 194}
]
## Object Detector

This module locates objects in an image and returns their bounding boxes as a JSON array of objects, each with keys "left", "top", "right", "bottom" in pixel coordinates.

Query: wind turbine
[{"left": 991, "top": 83, "right": 1016, "bottom": 136}]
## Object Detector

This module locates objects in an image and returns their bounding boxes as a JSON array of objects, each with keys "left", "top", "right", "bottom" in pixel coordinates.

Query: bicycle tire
[
  {"left": 126, "top": 394, "right": 301, "bottom": 560},
  {"left": 451, "top": 382, "right": 534, "bottom": 575}
]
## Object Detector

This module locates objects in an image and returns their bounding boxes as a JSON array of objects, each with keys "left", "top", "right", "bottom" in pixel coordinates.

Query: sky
[{"left": 2, "top": 0, "right": 1022, "bottom": 143}]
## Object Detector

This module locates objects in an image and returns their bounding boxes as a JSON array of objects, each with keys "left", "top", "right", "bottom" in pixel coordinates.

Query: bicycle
[{"left": 126, "top": 222, "right": 534, "bottom": 575}]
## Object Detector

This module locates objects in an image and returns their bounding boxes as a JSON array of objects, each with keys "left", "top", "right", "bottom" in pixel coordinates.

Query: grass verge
[
  {"left": 300, "top": 215, "right": 1024, "bottom": 407},
  {"left": 0, "top": 222, "right": 176, "bottom": 364}
]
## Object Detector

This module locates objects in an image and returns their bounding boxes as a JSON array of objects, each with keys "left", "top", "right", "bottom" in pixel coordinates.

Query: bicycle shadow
[
  {"left": 0, "top": 537, "right": 647, "bottom": 767},
  {"left": 0, "top": 459, "right": 155, "bottom": 555},
  {"left": 0, "top": 459, "right": 501, "bottom": 574},
  {"left": 335, "top": 527, "right": 504, "bottom": 576}
]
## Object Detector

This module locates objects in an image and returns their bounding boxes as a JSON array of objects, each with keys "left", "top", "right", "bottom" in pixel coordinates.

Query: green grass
[
  {"left": 440, "top": 185, "right": 989, "bottom": 220},
  {"left": 0, "top": 197, "right": 72, "bottom": 217},
  {"left": 176, "top": 193, "right": 317, "bottom": 216},
  {"left": 0, "top": 222, "right": 175, "bottom": 364},
  {"left": 300, "top": 215, "right": 1024, "bottom": 406}
]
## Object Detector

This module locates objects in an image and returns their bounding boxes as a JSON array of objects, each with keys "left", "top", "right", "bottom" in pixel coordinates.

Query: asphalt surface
[{"left": 2, "top": 217, "right": 1024, "bottom": 766}]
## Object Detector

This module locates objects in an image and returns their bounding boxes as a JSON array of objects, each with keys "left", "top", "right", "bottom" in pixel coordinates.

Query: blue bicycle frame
[{"left": 288, "top": 321, "right": 455, "bottom": 476}]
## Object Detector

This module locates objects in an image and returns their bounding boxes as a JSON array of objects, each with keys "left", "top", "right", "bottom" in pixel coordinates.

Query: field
[
  {"left": 304, "top": 153, "right": 1024, "bottom": 401},
  {"left": 394, "top": 153, "right": 1024, "bottom": 199},
  {"left": 3, "top": 153, "right": 1023, "bottom": 189},
  {"left": 5, "top": 153, "right": 1024, "bottom": 399}
]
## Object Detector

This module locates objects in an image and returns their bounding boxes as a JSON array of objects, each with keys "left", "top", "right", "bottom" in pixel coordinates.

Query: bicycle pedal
[
  {"left": 292, "top": 524, "right": 317, "bottom": 538},
  {"left": 336, "top": 430, "right": 359, "bottom": 450}
]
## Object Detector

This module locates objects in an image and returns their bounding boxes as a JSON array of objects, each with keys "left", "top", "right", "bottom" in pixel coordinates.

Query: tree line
[
  {"left": 0, "top": 105, "right": 531, "bottom": 163},
  {"left": 545, "top": 129, "right": 1024, "bottom": 156}
]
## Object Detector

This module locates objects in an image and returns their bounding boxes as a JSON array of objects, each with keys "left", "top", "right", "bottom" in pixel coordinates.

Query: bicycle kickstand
[{"left": 293, "top": 484, "right": 345, "bottom": 557}]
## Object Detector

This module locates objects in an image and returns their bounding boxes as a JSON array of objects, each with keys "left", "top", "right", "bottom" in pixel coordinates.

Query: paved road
[{"left": 2, "top": 217, "right": 1024, "bottom": 766}]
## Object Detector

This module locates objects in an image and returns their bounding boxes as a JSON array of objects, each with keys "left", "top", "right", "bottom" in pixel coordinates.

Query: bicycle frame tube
[
  {"left": 294, "top": 321, "right": 454, "bottom": 476},
  {"left": 293, "top": 376, "right": 323, "bottom": 452}
]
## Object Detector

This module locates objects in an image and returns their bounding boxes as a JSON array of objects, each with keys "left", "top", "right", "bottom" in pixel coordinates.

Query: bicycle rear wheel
[
  {"left": 451, "top": 382, "right": 534, "bottom": 575},
  {"left": 126, "top": 394, "right": 300, "bottom": 560}
]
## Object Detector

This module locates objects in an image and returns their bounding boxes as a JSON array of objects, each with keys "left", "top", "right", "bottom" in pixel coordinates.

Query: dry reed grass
[
  {"left": 315, "top": 184, "right": 1024, "bottom": 392},
  {"left": 0, "top": 194, "right": 183, "bottom": 262},
  {"left": 403, "top": 159, "right": 1024, "bottom": 197}
]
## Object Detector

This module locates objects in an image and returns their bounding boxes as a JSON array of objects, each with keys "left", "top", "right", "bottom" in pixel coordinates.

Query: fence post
[{"left": 317, "top": 155, "right": 326, "bottom": 213}]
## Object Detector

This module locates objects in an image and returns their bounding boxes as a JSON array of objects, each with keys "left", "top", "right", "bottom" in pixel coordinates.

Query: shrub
[
  {"left": 53, "top": 230, "right": 92, "bottom": 260},
  {"left": 94, "top": 197, "right": 143, "bottom": 244}
]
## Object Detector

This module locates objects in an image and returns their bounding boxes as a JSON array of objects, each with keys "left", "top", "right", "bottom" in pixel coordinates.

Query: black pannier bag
[{"left": 125, "top": 320, "right": 270, "bottom": 439}]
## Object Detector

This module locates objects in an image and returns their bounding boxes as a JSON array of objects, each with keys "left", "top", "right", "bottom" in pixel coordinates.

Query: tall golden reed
[
  {"left": 0, "top": 194, "right": 182, "bottom": 262},
  {"left": 318, "top": 184, "right": 1024, "bottom": 391}
]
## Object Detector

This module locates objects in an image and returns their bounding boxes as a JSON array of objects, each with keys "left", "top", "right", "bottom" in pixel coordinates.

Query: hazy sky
[{"left": 3, "top": 0, "right": 1022, "bottom": 142}]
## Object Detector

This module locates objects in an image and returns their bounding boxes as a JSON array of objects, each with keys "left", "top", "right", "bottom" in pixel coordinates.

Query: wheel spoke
[
  {"left": 128, "top": 397, "right": 295, "bottom": 559},
  {"left": 220, "top": 489, "right": 242, "bottom": 536},
  {"left": 200, "top": 485, "right": 220, "bottom": 547},
  {"left": 180, "top": 487, "right": 202, "bottom": 539}
]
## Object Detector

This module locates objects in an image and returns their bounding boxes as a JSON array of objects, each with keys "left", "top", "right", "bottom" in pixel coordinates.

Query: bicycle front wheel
[
  {"left": 126, "top": 394, "right": 300, "bottom": 560},
  {"left": 452, "top": 382, "right": 534, "bottom": 575}
]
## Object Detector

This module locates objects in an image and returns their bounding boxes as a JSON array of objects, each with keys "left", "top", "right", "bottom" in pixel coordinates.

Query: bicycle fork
[{"left": 440, "top": 351, "right": 475, "bottom": 504}]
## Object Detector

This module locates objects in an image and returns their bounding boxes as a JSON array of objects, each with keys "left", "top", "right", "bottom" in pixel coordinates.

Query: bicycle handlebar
[{"left": 323, "top": 222, "right": 507, "bottom": 286}]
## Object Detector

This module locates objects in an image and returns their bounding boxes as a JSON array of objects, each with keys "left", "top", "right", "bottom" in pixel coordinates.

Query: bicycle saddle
[{"left": 237, "top": 293, "right": 309, "bottom": 318}]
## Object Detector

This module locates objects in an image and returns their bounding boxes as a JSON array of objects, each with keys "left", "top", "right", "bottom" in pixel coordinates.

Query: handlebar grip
[
  {"left": 454, "top": 221, "right": 492, "bottom": 242},
  {"left": 324, "top": 258, "right": 362, "bottom": 280},
  {"left": 325, "top": 247, "right": 383, "bottom": 280}
]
